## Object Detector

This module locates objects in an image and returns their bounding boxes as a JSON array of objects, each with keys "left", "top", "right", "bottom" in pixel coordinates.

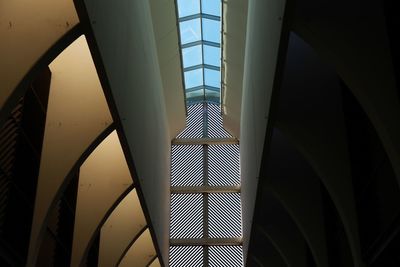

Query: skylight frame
[{"left": 176, "top": 0, "right": 222, "bottom": 105}]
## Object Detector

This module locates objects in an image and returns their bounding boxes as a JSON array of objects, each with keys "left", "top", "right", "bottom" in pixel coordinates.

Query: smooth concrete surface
[
  {"left": 98, "top": 189, "right": 147, "bottom": 267},
  {"left": 81, "top": 1, "right": 172, "bottom": 263},
  {"left": 0, "top": 0, "right": 79, "bottom": 121},
  {"left": 149, "top": 0, "right": 186, "bottom": 139},
  {"left": 71, "top": 130, "right": 133, "bottom": 267},
  {"left": 240, "top": 0, "right": 287, "bottom": 260},
  {"left": 28, "top": 36, "right": 112, "bottom": 266},
  {"left": 222, "top": 0, "right": 248, "bottom": 139},
  {"left": 119, "top": 228, "right": 157, "bottom": 267}
]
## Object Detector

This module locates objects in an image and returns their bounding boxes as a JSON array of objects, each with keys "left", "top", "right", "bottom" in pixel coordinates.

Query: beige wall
[
  {"left": 98, "top": 188, "right": 147, "bottom": 267},
  {"left": 0, "top": 0, "right": 79, "bottom": 123},
  {"left": 119, "top": 229, "right": 157, "bottom": 267},
  {"left": 28, "top": 35, "right": 112, "bottom": 266},
  {"left": 71, "top": 130, "right": 133, "bottom": 266}
]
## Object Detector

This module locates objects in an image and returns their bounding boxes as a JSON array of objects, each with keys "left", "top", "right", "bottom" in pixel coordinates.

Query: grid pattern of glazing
[
  {"left": 169, "top": 103, "right": 243, "bottom": 266},
  {"left": 177, "top": 0, "right": 222, "bottom": 104}
]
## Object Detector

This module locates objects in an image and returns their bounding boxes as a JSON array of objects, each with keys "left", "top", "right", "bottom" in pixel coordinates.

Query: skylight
[{"left": 177, "top": 0, "right": 222, "bottom": 104}]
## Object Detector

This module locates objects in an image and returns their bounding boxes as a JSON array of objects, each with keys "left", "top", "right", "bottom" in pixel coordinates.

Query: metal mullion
[
  {"left": 220, "top": 0, "right": 224, "bottom": 111},
  {"left": 199, "top": 4, "right": 206, "bottom": 103},
  {"left": 184, "top": 64, "right": 220, "bottom": 72},
  {"left": 181, "top": 40, "right": 220, "bottom": 49},
  {"left": 179, "top": 13, "right": 220, "bottom": 23},
  {"left": 201, "top": 13, "right": 220, "bottom": 21},
  {"left": 179, "top": 13, "right": 201, "bottom": 22}
]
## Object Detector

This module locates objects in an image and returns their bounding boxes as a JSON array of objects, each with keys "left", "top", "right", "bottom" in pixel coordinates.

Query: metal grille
[
  {"left": 209, "top": 246, "right": 244, "bottom": 267},
  {"left": 176, "top": 103, "right": 204, "bottom": 139},
  {"left": 169, "top": 246, "right": 203, "bottom": 267},
  {"left": 207, "top": 103, "right": 232, "bottom": 138},
  {"left": 208, "top": 193, "right": 242, "bottom": 238},
  {"left": 170, "top": 194, "right": 203, "bottom": 239},
  {"left": 171, "top": 145, "right": 203, "bottom": 186},
  {"left": 208, "top": 144, "right": 240, "bottom": 186}
]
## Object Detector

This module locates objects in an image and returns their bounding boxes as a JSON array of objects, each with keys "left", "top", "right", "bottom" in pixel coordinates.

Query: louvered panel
[
  {"left": 170, "top": 194, "right": 203, "bottom": 239},
  {"left": 169, "top": 246, "right": 203, "bottom": 267},
  {"left": 171, "top": 145, "right": 203, "bottom": 186},
  {"left": 0, "top": 98, "right": 24, "bottom": 234},
  {"left": 207, "top": 103, "right": 232, "bottom": 138},
  {"left": 209, "top": 246, "right": 244, "bottom": 267},
  {"left": 208, "top": 144, "right": 240, "bottom": 186},
  {"left": 208, "top": 193, "right": 242, "bottom": 238},
  {"left": 176, "top": 103, "right": 204, "bottom": 139}
]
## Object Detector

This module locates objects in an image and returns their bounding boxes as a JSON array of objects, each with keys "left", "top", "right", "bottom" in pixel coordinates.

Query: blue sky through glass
[{"left": 177, "top": 0, "right": 221, "bottom": 103}]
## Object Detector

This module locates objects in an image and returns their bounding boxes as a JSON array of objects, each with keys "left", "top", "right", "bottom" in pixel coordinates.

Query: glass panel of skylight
[
  {"left": 202, "top": 0, "right": 221, "bottom": 16},
  {"left": 182, "top": 45, "right": 203, "bottom": 68},
  {"left": 202, "top": 19, "right": 220, "bottom": 43},
  {"left": 184, "top": 69, "right": 203, "bottom": 88},
  {"left": 205, "top": 89, "right": 220, "bottom": 101},
  {"left": 204, "top": 68, "right": 220, "bottom": 88},
  {"left": 186, "top": 90, "right": 204, "bottom": 101},
  {"left": 203, "top": 45, "right": 220, "bottom": 67},
  {"left": 180, "top": 19, "right": 201, "bottom": 45},
  {"left": 177, "top": 0, "right": 200, "bottom": 17}
]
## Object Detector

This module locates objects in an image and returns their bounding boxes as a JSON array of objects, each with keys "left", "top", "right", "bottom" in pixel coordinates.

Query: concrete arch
[
  {"left": 71, "top": 130, "right": 134, "bottom": 266},
  {"left": 118, "top": 228, "right": 157, "bottom": 267},
  {"left": 0, "top": 0, "right": 81, "bottom": 126},
  {"left": 274, "top": 31, "right": 362, "bottom": 267},
  {"left": 254, "top": 182, "right": 310, "bottom": 267},
  {"left": 27, "top": 35, "right": 113, "bottom": 267},
  {"left": 249, "top": 229, "right": 288, "bottom": 267},
  {"left": 98, "top": 188, "right": 147, "bottom": 267},
  {"left": 291, "top": 0, "right": 400, "bottom": 189},
  {"left": 260, "top": 129, "right": 330, "bottom": 267}
]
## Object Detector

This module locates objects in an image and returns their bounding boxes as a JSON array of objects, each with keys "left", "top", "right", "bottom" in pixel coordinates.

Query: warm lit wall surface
[
  {"left": 28, "top": 35, "right": 113, "bottom": 266},
  {"left": 71, "top": 130, "right": 133, "bottom": 266},
  {"left": 0, "top": 0, "right": 79, "bottom": 124},
  {"left": 98, "top": 189, "right": 147, "bottom": 267}
]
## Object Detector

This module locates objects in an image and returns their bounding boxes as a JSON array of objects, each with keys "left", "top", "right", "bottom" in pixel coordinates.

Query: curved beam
[
  {"left": 274, "top": 32, "right": 362, "bottom": 267},
  {"left": 27, "top": 36, "right": 113, "bottom": 267},
  {"left": 0, "top": 0, "right": 80, "bottom": 127},
  {"left": 292, "top": 0, "right": 400, "bottom": 192},
  {"left": 98, "top": 189, "right": 147, "bottom": 267},
  {"left": 71, "top": 130, "right": 134, "bottom": 266},
  {"left": 256, "top": 200, "right": 308, "bottom": 267},
  {"left": 118, "top": 228, "right": 157, "bottom": 267},
  {"left": 256, "top": 226, "right": 291, "bottom": 267},
  {"left": 146, "top": 256, "right": 159, "bottom": 267}
]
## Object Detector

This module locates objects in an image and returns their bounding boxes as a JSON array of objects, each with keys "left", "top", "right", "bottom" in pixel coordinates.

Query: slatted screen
[
  {"left": 169, "top": 246, "right": 203, "bottom": 267},
  {"left": 170, "top": 102, "right": 243, "bottom": 266},
  {"left": 209, "top": 246, "right": 244, "bottom": 267},
  {"left": 208, "top": 193, "right": 242, "bottom": 238}
]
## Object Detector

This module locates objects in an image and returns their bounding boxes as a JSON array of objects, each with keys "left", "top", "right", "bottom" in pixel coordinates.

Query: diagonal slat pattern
[
  {"left": 176, "top": 103, "right": 204, "bottom": 139},
  {"left": 208, "top": 193, "right": 242, "bottom": 238},
  {"left": 209, "top": 246, "right": 244, "bottom": 266},
  {"left": 169, "top": 246, "right": 203, "bottom": 267},
  {"left": 207, "top": 103, "right": 232, "bottom": 138},
  {"left": 170, "top": 194, "right": 203, "bottom": 239},
  {"left": 208, "top": 144, "right": 240, "bottom": 186},
  {"left": 171, "top": 145, "right": 203, "bottom": 186}
]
